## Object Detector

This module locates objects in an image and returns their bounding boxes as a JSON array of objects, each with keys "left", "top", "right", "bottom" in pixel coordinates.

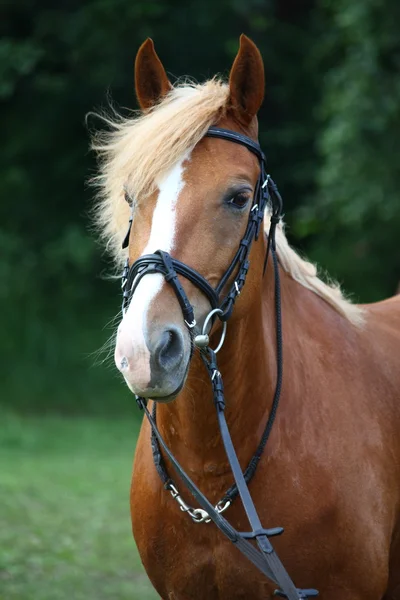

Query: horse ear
[
  {"left": 228, "top": 34, "right": 265, "bottom": 125},
  {"left": 135, "top": 38, "right": 172, "bottom": 110}
]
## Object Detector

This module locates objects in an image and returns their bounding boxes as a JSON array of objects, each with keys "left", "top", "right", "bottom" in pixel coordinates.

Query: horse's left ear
[
  {"left": 135, "top": 38, "right": 172, "bottom": 111},
  {"left": 228, "top": 35, "right": 265, "bottom": 125}
]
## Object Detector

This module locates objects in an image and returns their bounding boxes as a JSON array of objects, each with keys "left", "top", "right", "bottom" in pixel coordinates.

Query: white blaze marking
[{"left": 116, "top": 155, "right": 189, "bottom": 385}]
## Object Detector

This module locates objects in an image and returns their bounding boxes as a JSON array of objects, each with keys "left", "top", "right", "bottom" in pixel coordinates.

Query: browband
[{"left": 206, "top": 127, "right": 266, "bottom": 162}]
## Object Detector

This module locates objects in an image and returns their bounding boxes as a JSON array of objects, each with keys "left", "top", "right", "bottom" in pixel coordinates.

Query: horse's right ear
[{"left": 135, "top": 39, "right": 172, "bottom": 111}]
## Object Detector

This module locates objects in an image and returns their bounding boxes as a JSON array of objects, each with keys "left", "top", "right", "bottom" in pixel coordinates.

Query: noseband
[{"left": 120, "top": 128, "right": 318, "bottom": 600}]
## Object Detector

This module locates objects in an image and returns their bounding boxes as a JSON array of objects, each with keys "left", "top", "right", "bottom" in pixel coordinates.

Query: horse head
[{"left": 114, "top": 36, "right": 267, "bottom": 401}]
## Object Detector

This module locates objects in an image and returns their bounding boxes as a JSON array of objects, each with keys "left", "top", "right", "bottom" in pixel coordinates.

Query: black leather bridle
[{"left": 120, "top": 127, "right": 318, "bottom": 599}]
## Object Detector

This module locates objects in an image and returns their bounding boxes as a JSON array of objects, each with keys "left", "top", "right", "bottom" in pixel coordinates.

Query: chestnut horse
[{"left": 93, "top": 35, "right": 400, "bottom": 599}]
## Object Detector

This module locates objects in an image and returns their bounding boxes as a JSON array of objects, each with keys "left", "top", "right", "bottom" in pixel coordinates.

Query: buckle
[{"left": 184, "top": 318, "right": 197, "bottom": 329}]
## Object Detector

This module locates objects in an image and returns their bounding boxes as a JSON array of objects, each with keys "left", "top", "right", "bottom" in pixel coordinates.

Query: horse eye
[{"left": 227, "top": 192, "right": 250, "bottom": 210}]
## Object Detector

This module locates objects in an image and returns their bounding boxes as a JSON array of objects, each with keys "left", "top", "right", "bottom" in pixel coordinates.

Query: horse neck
[
  {"left": 152, "top": 259, "right": 364, "bottom": 488},
  {"left": 155, "top": 261, "right": 278, "bottom": 469}
]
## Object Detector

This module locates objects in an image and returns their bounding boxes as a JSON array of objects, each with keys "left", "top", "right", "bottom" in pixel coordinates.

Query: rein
[{"left": 121, "top": 127, "right": 318, "bottom": 599}]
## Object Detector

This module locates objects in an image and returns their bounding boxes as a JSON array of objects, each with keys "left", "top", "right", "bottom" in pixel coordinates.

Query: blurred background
[{"left": 1, "top": 0, "right": 399, "bottom": 598}]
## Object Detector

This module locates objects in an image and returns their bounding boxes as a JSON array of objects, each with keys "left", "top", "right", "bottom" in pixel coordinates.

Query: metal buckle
[
  {"left": 211, "top": 369, "right": 221, "bottom": 381},
  {"left": 215, "top": 499, "right": 231, "bottom": 514},
  {"left": 262, "top": 174, "right": 271, "bottom": 189},
  {"left": 194, "top": 308, "right": 227, "bottom": 353},
  {"left": 184, "top": 318, "right": 197, "bottom": 329},
  {"left": 190, "top": 508, "right": 212, "bottom": 523},
  {"left": 166, "top": 482, "right": 231, "bottom": 525}
]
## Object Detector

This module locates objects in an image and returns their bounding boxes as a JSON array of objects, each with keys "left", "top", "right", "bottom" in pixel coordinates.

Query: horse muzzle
[{"left": 115, "top": 319, "right": 190, "bottom": 402}]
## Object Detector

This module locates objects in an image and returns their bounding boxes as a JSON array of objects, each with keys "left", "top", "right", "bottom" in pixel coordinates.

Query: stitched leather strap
[
  {"left": 207, "top": 127, "right": 266, "bottom": 162},
  {"left": 156, "top": 250, "right": 196, "bottom": 326}
]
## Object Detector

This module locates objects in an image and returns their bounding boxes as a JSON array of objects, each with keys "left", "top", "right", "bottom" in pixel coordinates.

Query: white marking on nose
[{"left": 115, "top": 154, "right": 190, "bottom": 387}]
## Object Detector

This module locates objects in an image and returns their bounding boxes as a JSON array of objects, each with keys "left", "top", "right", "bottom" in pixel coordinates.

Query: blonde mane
[{"left": 91, "top": 79, "right": 364, "bottom": 327}]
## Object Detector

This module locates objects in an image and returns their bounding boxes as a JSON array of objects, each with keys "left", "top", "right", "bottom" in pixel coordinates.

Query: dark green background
[{"left": 1, "top": 0, "right": 399, "bottom": 413}]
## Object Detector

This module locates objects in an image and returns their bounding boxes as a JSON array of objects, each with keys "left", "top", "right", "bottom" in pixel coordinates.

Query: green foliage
[
  {"left": 298, "top": 0, "right": 400, "bottom": 300},
  {"left": 1, "top": 0, "right": 398, "bottom": 412},
  {"left": 0, "top": 412, "right": 157, "bottom": 599}
]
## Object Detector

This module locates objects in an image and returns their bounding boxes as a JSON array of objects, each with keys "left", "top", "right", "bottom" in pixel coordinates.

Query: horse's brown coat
[{"left": 129, "top": 36, "right": 400, "bottom": 599}]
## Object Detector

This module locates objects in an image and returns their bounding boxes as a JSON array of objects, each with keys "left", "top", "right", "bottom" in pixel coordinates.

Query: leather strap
[
  {"left": 207, "top": 127, "right": 266, "bottom": 162},
  {"left": 156, "top": 250, "right": 196, "bottom": 326}
]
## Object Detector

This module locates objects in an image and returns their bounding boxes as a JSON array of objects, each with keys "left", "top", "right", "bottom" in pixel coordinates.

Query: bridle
[
  {"left": 120, "top": 127, "right": 318, "bottom": 599},
  {"left": 121, "top": 127, "right": 280, "bottom": 322}
]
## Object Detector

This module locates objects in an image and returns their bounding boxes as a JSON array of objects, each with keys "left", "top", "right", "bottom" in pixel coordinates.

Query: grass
[{"left": 0, "top": 411, "right": 159, "bottom": 600}]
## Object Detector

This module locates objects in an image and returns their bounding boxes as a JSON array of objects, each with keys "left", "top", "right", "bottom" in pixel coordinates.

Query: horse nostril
[{"left": 155, "top": 327, "right": 184, "bottom": 370}]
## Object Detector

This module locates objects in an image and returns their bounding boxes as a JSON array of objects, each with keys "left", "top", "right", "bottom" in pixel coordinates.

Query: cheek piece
[{"left": 118, "top": 127, "right": 318, "bottom": 600}]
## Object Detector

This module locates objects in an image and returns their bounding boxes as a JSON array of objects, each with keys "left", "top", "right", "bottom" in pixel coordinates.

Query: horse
[{"left": 92, "top": 35, "right": 400, "bottom": 599}]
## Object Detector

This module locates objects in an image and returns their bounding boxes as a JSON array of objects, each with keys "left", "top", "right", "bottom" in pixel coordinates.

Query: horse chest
[
  {"left": 131, "top": 435, "right": 394, "bottom": 600},
  {"left": 132, "top": 493, "right": 274, "bottom": 599}
]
